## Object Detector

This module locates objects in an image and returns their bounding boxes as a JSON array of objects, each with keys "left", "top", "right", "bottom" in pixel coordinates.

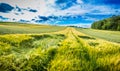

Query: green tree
[{"left": 91, "top": 15, "right": 120, "bottom": 31}]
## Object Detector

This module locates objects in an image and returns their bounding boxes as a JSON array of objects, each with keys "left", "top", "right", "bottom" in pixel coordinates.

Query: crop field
[
  {"left": 76, "top": 28, "right": 120, "bottom": 43},
  {"left": 0, "top": 23, "right": 120, "bottom": 71},
  {"left": 0, "top": 22, "right": 66, "bottom": 34}
]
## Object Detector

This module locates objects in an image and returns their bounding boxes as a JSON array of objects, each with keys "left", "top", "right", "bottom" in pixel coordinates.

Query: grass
[
  {"left": 76, "top": 28, "right": 120, "bottom": 43},
  {"left": 0, "top": 33, "right": 66, "bottom": 71},
  {"left": 0, "top": 22, "right": 120, "bottom": 71},
  {"left": 0, "top": 22, "right": 66, "bottom": 34}
]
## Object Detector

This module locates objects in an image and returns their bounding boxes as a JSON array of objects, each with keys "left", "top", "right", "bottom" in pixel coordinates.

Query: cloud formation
[{"left": 0, "top": 0, "right": 120, "bottom": 25}]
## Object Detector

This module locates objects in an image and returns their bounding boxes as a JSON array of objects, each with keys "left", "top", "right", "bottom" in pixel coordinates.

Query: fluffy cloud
[{"left": 0, "top": 0, "right": 120, "bottom": 25}]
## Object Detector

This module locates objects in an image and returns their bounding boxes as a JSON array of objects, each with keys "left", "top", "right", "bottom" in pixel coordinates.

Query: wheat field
[{"left": 0, "top": 23, "right": 120, "bottom": 71}]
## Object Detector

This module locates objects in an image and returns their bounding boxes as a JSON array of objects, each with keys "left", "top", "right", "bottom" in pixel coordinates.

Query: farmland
[
  {"left": 0, "top": 22, "right": 66, "bottom": 34},
  {"left": 76, "top": 28, "right": 120, "bottom": 43},
  {"left": 0, "top": 22, "right": 120, "bottom": 71}
]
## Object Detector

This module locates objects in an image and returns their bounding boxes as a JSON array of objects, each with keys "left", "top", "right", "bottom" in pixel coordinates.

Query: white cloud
[
  {"left": 0, "top": 0, "right": 88, "bottom": 20},
  {"left": 49, "top": 5, "right": 88, "bottom": 16},
  {"left": 0, "top": 0, "right": 39, "bottom": 9},
  {"left": 0, "top": 0, "right": 57, "bottom": 20},
  {"left": 77, "top": 0, "right": 83, "bottom": 4},
  {"left": 1, "top": 10, "right": 37, "bottom": 21},
  {"left": 0, "top": 0, "right": 120, "bottom": 24}
]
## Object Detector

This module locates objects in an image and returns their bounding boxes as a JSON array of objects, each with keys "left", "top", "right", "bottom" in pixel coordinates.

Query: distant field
[
  {"left": 76, "top": 28, "right": 120, "bottom": 43},
  {"left": 0, "top": 22, "right": 66, "bottom": 34}
]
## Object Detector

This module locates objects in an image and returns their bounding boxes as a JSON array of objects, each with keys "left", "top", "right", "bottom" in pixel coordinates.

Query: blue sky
[{"left": 0, "top": 0, "right": 120, "bottom": 26}]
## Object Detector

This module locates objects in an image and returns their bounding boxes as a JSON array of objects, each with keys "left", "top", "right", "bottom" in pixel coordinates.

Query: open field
[
  {"left": 0, "top": 23, "right": 120, "bottom": 71},
  {"left": 0, "top": 22, "right": 66, "bottom": 34},
  {"left": 76, "top": 28, "right": 120, "bottom": 43}
]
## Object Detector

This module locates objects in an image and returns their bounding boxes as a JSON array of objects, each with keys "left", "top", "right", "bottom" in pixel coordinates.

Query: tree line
[{"left": 91, "top": 15, "right": 120, "bottom": 31}]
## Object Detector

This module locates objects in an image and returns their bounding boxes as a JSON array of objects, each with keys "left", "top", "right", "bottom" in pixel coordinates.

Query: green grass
[
  {"left": 76, "top": 28, "right": 120, "bottom": 43},
  {"left": 0, "top": 33, "right": 66, "bottom": 71},
  {"left": 0, "top": 22, "right": 66, "bottom": 34},
  {"left": 0, "top": 22, "right": 120, "bottom": 71}
]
